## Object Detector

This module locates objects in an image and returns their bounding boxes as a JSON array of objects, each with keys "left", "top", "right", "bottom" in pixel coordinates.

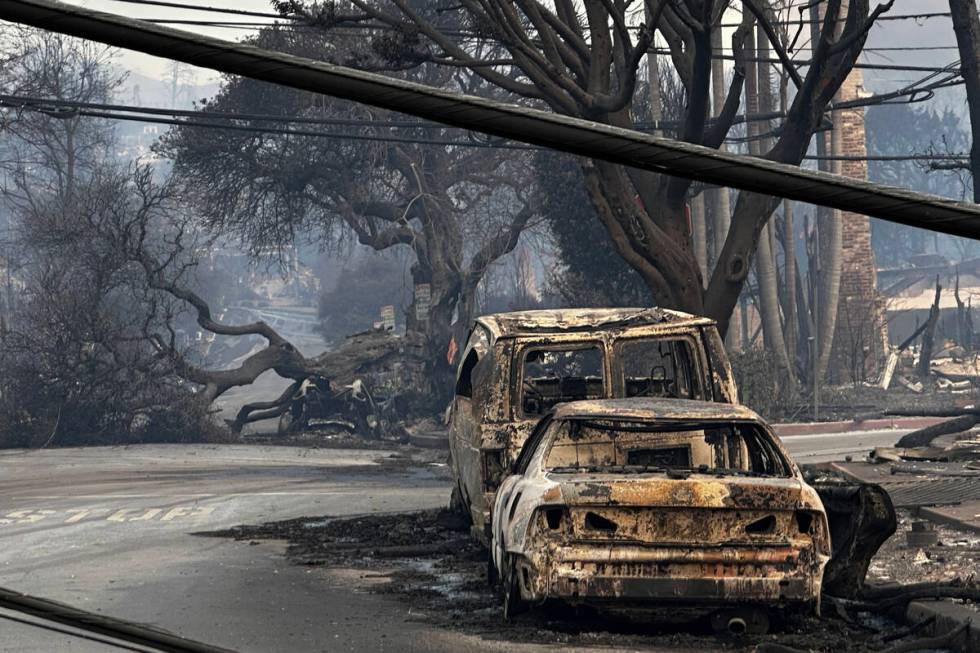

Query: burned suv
[{"left": 447, "top": 308, "right": 738, "bottom": 541}]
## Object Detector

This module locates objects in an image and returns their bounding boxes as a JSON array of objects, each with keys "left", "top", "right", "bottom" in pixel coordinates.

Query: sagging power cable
[{"left": 0, "top": 586, "right": 239, "bottom": 653}]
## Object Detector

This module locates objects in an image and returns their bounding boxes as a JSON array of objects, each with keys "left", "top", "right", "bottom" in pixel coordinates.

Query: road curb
[
  {"left": 906, "top": 600, "right": 980, "bottom": 652},
  {"left": 773, "top": 416, "right": 947, "bottom": 437}
]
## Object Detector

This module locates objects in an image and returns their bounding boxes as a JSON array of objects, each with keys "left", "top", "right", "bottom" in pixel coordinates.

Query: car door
[
  {"left": 448, "top": 328, "right": 490, "bottom": 522},
  {"left": 492, "top": 414, "right": 552, "bottom": 573}
]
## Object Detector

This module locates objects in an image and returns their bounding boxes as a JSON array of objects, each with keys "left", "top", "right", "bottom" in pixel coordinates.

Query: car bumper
[{"left": 520, "top": 543, "right": 825, "bottom": 607}]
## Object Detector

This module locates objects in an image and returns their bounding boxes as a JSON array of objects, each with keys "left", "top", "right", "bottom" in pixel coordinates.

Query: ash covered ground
[{"left": 202, "top": 504, "right": 975, "bottom": 652}]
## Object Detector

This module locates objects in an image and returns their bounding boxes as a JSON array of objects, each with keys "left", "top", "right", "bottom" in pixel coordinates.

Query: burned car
[
  {"left": 489, "top": 398, "right": 830, "bottom": 629},
  {"left": 448, "top": 308, "right": 738, "bottom": 541}
]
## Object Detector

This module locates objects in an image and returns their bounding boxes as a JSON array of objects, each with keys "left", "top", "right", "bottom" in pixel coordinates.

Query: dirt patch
[{"left": 202, "top": 509, "right": 924, "bottom": 652}]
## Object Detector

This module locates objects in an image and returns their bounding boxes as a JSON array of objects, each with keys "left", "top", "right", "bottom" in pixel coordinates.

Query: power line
[
  {"left": 105, "top": 0, "right": 287, "bottom": 20},
  {"left": 719, "top": 11, "right": 954, "bottom": 26},
  {"left": 808, "top": 154, "right": 968, "bottom": 162},
  {"left": 2, "top": 71, "right": 962, "bottom": 140},
  {"left": 0, "top": 585, "right": 239, "bottom": 653},
  {"left": 0, "top": 93, "right": 444, "bottom": 128},
  {"left": 0, "top": 612, "right": 154, "bottom": 653},
  {"left": 133, "top": 19, "right": 966, "bottom": 53},
  {"left": 104, "top": 0, "right": 958, "bottom": 26},
  {"left": 2, "top": 100, "right": 531, "bottom": 148},
  {"left": 3, "top": 95, "right": 967, "bottom": 164},
  {"left": 141, "top": 19, "right": 285, "bottom": 28},
  {"left": 650, "top": 49, "right": 962, "bottom": 74},
  {"left": 6, "top": 0, "right": 980, "bottom": 243}
]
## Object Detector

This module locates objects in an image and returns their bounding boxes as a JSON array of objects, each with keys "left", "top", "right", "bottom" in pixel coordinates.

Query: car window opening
[
  {"left": 521, "top": 345, "right": 604, "bottom": 415},
  {"left": 455, "top": 348, "right": 480, "bottom": 398},
  {"left": 622, "top": 338, "right": 700, "bottom": 400},
  {"left": 545, "top": 420, "right": 789, "bottom": 477}
]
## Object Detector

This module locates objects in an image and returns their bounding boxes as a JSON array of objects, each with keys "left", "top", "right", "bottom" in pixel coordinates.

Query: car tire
[
  {"left": 449, "top": 484, "right": 470, "bottom": 519},
  {"left": 487, "top": 554, "right": 498, "bottom": 587},
  {"left": 502, "top": 556, "right": 528, "bottom": 621}
]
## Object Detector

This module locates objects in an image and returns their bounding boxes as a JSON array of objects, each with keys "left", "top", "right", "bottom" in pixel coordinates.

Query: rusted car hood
[{"left": 548, "top": 474, "right": 809, "bottom": 510}]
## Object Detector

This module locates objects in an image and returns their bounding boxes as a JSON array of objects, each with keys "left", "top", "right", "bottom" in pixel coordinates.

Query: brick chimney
[{"left": 831, "top": 67, "right": 888, "bottom": 383}]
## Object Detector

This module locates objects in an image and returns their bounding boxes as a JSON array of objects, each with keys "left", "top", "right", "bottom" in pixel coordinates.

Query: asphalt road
[
  {"left": 781, "top": 428, "right": 913, "bottom": 463},
  {"left": 0, "top": 429, "right": 908, "bottom": 652}
]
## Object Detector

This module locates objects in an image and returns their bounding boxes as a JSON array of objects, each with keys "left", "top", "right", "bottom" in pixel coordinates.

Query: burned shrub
[{"left": 0, "top": 273, "right": 222, "bottom": 448}]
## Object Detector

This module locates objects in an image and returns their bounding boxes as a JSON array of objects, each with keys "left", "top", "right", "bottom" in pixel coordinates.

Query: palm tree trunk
[
  {"left": 811, "top": 1, "right": 844, "bottom": 386},
  {"left": 709, "top": 25, "right": 738, "bottom": 347},
  {"left": 746, "top": 20, "right": 795, "bottom": 382}
]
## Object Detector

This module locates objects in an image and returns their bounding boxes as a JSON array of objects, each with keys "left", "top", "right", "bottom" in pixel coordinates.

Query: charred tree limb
[
  {"left": 877, "top": 622, "right": 969, "bottom": 653},
  {"left": 230, "top": 379, "right": 302, "bottom": 432},
  {"left": 916, "top": 277, "right": 942, "bottom": 378},
  {"left": 860, "top": 578, "right": 979, "bottom": 600},
  {"left": 895, "top": 413, "right": 980, "bottom": 448},
  {"left": 837, "top": 585, "right": 980, "bottom": 612},
  {"left": 896, "top": 313, "right": 935, "bottom": 352}
]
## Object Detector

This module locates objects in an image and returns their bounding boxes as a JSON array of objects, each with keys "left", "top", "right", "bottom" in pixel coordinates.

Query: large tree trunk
[
  {"left": 815, "top": 118, "right": 844, "bottom": 385},
  {"left": 950, "top": 0, "right": 980, "bottom": 202},
  {"left": 955, "top": 271, "right": 974, "bottom": 351},
  {"left": 745, "top": 20, "right": 795, "bottom": 383},
  {"left": 709, "top": 26, "right": 740, "bottom": 348},
  {"left": 407, "top": 198, "right": 466, "bottom": 408},
  {"left": 581, "top": 160, "right": 706, "bottom": 315},
  {"left": 810, "top": 0, "right": 844, "bottom": 386},
  {"left": 691, "top": 193, "right": 707, "bottom": 282},
  {"left": 780, "top": 73, "right": 799, "bottom": 373}
]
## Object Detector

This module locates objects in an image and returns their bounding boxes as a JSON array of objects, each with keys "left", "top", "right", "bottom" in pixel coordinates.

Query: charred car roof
[
  {"left": 475, "top": 307, "right": 714, "bottom": 339},
  {"left": 550, "top": 397, "right": 763, "bottom": 423}
]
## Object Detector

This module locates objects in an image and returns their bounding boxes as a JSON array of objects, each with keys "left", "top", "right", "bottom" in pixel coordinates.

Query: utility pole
[
  {"left": 950, "top": 0, "right": 980, "bottom": 202},
  {"left": 169, "top": 61, "right": 180, "bottom": 109}
]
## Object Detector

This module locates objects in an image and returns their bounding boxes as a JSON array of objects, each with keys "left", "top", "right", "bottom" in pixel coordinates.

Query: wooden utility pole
[{"left": 950, "top": 0, "right": 980, "bottom": 202}]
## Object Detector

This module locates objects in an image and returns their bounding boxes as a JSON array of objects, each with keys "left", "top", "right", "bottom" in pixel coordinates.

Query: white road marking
[
  {"left": 18, "top": 490, "right": 361, "bottom": 499},
  {"left": 129, "top": 508, "right": 163, "bottom": 522},
  {"left": 1, "top": 505, "right": 220, "bottom": 526}
]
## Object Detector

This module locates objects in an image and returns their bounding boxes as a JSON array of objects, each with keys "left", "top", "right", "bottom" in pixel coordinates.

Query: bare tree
[
  {"left": 282, "top": 0, "right": 892, "bottom": 340},
  {"left": 0, "top": 163, "right": 218, "bottom": 447},
  {"left": 0, "top": 30, "right": 184, "bottom": 447},
  {"left": 0, "top": 27, "right": 121, "bottom": 202},
  {"left": 163, "top": 24, "right": 540, "bottom": 400}
]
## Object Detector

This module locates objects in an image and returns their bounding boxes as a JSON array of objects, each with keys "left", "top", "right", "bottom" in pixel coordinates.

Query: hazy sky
[
  {"left": 47, "top": 0, "right": 967, "bottom": 114},
  {"left": 60, "top": 0, "right": 276, "bottom": 82}
]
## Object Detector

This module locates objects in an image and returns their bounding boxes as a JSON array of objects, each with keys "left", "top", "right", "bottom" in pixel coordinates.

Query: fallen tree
[{"left": 59, "top": 165, "right": 427, "bottom": 436}]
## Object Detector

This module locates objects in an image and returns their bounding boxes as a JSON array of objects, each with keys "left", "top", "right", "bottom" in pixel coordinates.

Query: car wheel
[
  {"left": 487, "top": 554, "right": 498, "bottom": 587},
  {"left": 449, "top": 484, "right": 471, "bottom": 524},
  {"left": 502, "top": 556, "right": 528, "bottom": 621}
]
